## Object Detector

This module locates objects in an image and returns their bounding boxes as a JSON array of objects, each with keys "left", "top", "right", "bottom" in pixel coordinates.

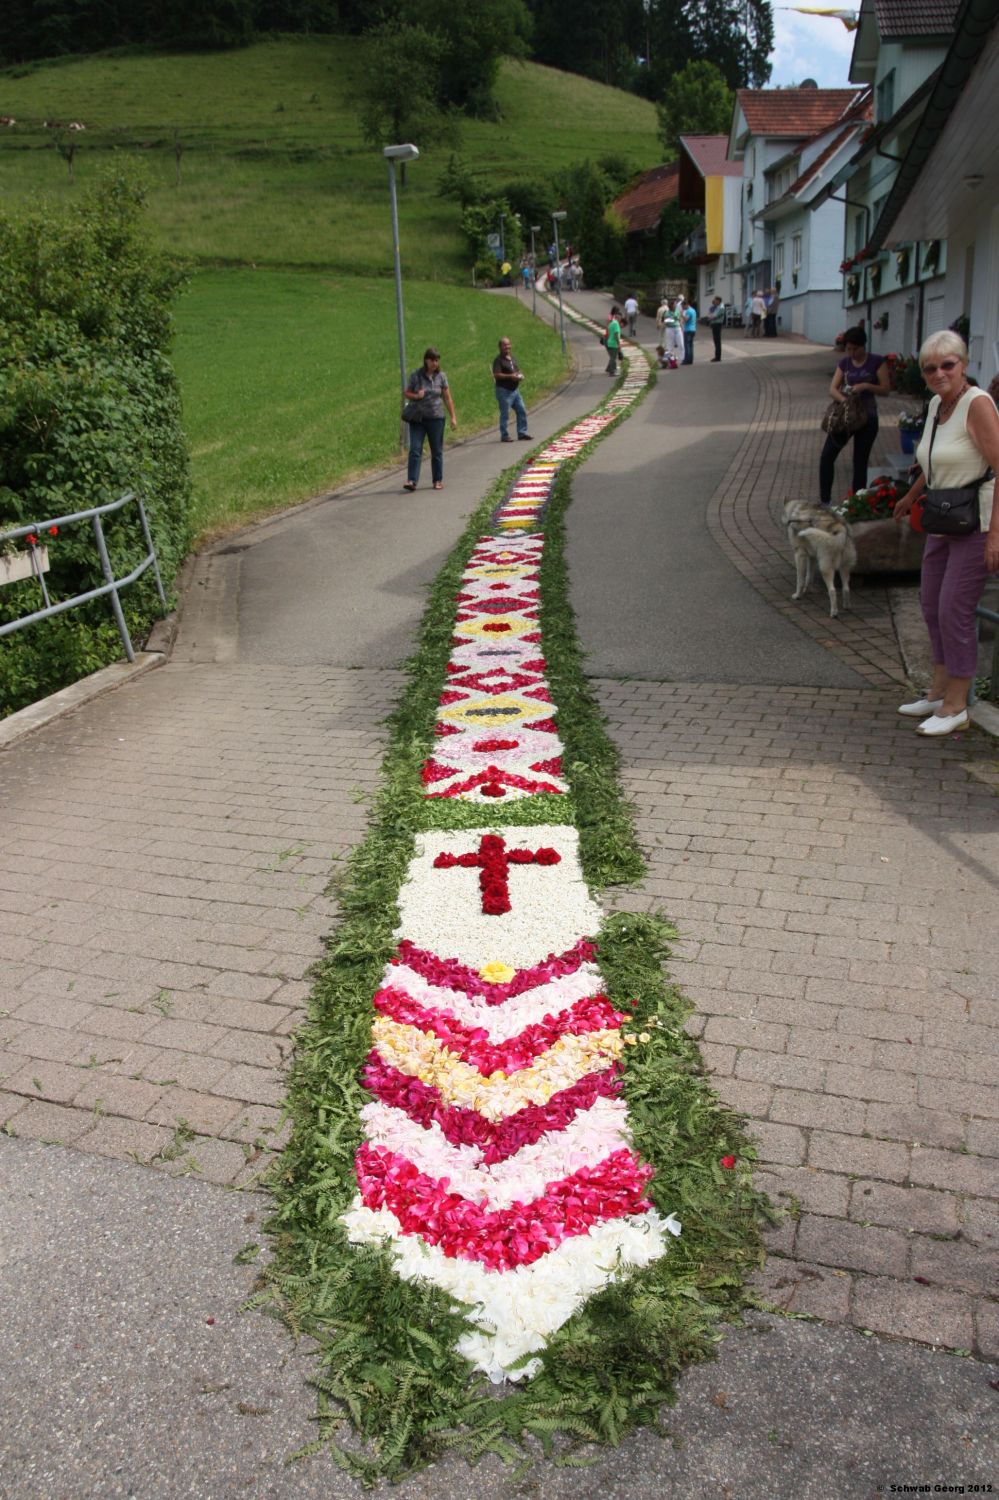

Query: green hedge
[{"left": 0, "top": 170, "right": 192, "bottom": 718}]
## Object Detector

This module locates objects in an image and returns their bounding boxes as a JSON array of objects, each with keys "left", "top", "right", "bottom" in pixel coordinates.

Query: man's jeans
[
  {"left": 496, "top": 384, "right": 528, "bottom": 439},
  {"left": 682, "top": 330, "right": 695, "bottom": 364}
]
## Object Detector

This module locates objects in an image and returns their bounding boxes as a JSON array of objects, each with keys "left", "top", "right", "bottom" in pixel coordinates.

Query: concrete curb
[{"left": 0, "top": 652, "right": 165, "bottom": 750}]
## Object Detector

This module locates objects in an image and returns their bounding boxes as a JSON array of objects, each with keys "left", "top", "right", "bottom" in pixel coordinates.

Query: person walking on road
[
  {"left": 682, "top": 299, "right": 698, "bottom": 364},
  {"left": 624, "top": 293, "right": 639, "bottom": 339},
  {"left": 403, "top": 347, "right": 457, "bottom": 492},
  {"left": 604, "top": 307, "right": 622, "bottom": 375},
  {"left": 492, "top": 337, "right": 532, "bottom": 443},
  {"left": 819, "top": 325, "right": 889, "bottom": 505},
  {"left": 707, "top": 296, "right": 725, "bottom": 361},
  {"left": 750, "top": 290, "right": 766, "bottom": 337}
]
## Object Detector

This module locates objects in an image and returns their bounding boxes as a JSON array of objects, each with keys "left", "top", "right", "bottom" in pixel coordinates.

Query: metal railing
[{"left": 0, "top": 491, "right": 167, "bottom": 663}]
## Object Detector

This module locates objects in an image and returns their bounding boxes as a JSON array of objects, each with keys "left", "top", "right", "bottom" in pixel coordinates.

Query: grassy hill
[
  {"left": 0, "top": 38, "right": 659, "bottom": 276},
  {"left": 0, "top": 40, "right": 658, "bottom": 544}
]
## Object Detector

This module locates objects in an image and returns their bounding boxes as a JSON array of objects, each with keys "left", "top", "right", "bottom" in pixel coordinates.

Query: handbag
[
  {"left": 401, "top": 400, "right": 423, "bottom": 424},
  {"left": 821, "top": 391, "right": 868, "bottom": 438},
  {"left": 920, "top": 412, "right": 990, "bottom": 537}
]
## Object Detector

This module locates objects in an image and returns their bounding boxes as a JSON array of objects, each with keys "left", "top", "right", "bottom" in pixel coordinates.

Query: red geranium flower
[{"left": 720, "top": 1155, "right": 736, "bottom": 1169}]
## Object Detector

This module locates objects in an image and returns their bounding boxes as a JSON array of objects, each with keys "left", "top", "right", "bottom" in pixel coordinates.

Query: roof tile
[
  {"left": 612, "top": 163, "right": 680, "bottom": 233},
  {"left": 678, "top": 134, "right": 743, "bottom": 178},
  {"left": 874, "top": 0, "right": 961, "bottom": 37},
  {"left": 737, "top": 87, "right": 865, "bottom": 138}
]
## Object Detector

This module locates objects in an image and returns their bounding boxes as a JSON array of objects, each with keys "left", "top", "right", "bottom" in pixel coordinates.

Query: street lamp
[
  {"left": 499, "top": 211, "right": 506, "bottom": 265},
  {"left": 530, "top": 224, "right": 540, "bottom": 318},
  {"left": 384, "top": 143, "right": 419, "bottom": 422},
  {"left": 551, "top": 210, "right": 567, "bottom": 356}
]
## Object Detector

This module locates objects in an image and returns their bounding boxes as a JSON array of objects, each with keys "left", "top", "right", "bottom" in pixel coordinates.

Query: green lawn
[
  {"left": 0, "top": 39, "right": 650, "bottom": 538},
  {"left": 0, "top": 40, "right": 659, "bottom": 274},
  {"left": 171, "top": 268, "right": 568, "bottom": 541}
]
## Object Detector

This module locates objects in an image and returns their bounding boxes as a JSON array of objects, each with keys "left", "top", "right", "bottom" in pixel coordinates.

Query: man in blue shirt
[{"left": 682, "top": 301, "right": 698, "bottom": 365}]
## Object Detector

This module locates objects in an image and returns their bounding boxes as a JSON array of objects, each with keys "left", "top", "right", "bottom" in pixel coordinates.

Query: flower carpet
[{"left": 268, "top": 330, "right": 766, "bottom": 1480}]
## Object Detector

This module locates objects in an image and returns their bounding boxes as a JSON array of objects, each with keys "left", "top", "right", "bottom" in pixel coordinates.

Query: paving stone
[
  {"left": 807, "top": 1131, "right": 910, "bottom": 1183},
  {"left": 75, "top": 1116, "right": 174, "bottom": 1163},
  {"left": 795, "top": 1213, "right": 910, "bottom": 1278},
  {"left": 864, "top": 1102, "right": 966, "bottom": 1152},
  {"left": 145, "top": 1087, "right": 243, "bottom": 1137},
  {"left": 72, "top": 1073, "right": 165, "bottom": 1119},
  {"left": 750, "top": 1256, "right": 853, "bottom": 1321},
  {"left": 976, "top": 1300, "right": 999, "bottom": 1359},
  {"left": 6, "top": 1100, "right": 95, "bottom": 1144},
  {"left": 749, "top": 1120, "right": 806, "bottom": 1166},
  {"left": 908, "top": 1233, "right": 998, "bottom": 1297},
  {"left": 208, "top": 1059, "right": 287, "bottom": 1107},
  {"left": 755, "top": 1164, "right": 850, "bottom": 1218},
  {"left": 850, "top": 1276, "right": 975, "bottom": 1349},
  {"left": 769, "top": 1088, "right": 865, "bottom": 1136},
  {"left": 849, "top": 1179, "right": 960, "bottom": 1235}
]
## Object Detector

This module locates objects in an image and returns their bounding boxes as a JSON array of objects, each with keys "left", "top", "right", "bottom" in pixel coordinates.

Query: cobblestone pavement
[
  {"left": 586, "top": 336, "right": 999, "bottom": 1359},
  {"left": 706, "top": 339, "right": 910, "bottom": 687},
  {"left": 0, "top": 662, "right": 399, "bottom": 1184},
  {"left": 1, "top": 326, "right": 996, "bottom": 1381}
]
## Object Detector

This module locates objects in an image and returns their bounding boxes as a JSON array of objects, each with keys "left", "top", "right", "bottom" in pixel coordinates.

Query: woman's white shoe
[
  {"left": 915, "top": 710, "right": 970, "bottom": 736},
  {"left": 897, "top": 697, "right": 944, "bottom": 717}
]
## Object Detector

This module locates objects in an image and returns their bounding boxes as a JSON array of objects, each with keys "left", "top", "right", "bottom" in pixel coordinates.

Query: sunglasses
[{"left": 921, "top": 358, "right": 961, "bottom": 375}]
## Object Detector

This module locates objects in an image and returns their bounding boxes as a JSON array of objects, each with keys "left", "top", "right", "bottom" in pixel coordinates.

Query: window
[
  {"left": 792, "top": 233, "right": 802, "bottom": 271},
  {"left": 876, "top": 69, "right": 895, "bottom": 123},
  {"left": 706, "top": 266, "right": 715, "bottom": 292},
  {"left": 853, "top": 213, "right": 865, "bottom": 255},
  {"left": 774, "top": 242, "right": 785, "bottom": 278}
]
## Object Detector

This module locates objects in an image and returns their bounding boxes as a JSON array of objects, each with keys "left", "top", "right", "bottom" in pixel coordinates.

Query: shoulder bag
[
  {"left": 821, "top": 390, "right": 867, "bottom": 438},
  {"left": 401, "top": 399, "right": 423, "bottom": 424},
  {"left": 920, "top": 411, "right": 990, "bottom": 536}
]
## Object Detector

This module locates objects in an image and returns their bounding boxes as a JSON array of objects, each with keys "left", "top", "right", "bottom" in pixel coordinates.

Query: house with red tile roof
[
  {"left": 727, "top": 85, "right": 868, "bottom": 336},
  {"left": 752, "top": 90, "right": 872, "bottom": 343},
  {"left": 609, "top": 162, "right": 692, "bottom": 281},
  {"left": 811, "top": 0, "right": 982, "bottom": 362},
  {"left": 675, "top": 135, "right": 743, "bottom": 315}
]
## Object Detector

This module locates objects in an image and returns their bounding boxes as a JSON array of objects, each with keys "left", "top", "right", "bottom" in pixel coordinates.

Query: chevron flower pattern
[{"left": 341, "top": 341, "right": 678, "bottom": 1383}]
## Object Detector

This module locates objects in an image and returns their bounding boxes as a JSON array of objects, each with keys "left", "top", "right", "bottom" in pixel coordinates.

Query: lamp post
[
  {"left": 530, "top": 224, "right": 540, "bottom": 318},
  {"left": 384, "top": 143, "right": 419, "bottom": 423},
  {"left": 551, "top": 209, "right": 567, "bottom": 356},
  {"left": 499, "top": 212, "right": 506, "bottom": 265}
]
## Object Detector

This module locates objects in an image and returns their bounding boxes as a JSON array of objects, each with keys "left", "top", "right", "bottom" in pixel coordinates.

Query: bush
[{"left": 0, "top": 169, "right": 192, "bottom": 718}]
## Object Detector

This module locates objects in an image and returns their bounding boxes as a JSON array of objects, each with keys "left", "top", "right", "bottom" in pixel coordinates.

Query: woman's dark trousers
[
  {"left": 819, "top": 416, "right": 879, "bottom": 505},
  {"left": 407, "top": 417, "right": 445, "bottom": 486}
]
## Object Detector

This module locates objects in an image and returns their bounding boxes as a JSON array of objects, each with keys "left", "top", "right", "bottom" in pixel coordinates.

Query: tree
[
  {"left": 357, "top": 20, "right": 456, "bottom": 181},
  {"left": 643, "top": 0, "right": 773, "bottom": 99},
  {"left": 560, "top": 160, "right": 624, "bottom": 286},
  {"left": 409, "top": 0, "right": 533, "bottom": 117},
  {"left": 657, "top": 60, "right": 734, "bottom": 160},
  {"left": 528, "top": 0, "right": 645, "bottom": 88}
]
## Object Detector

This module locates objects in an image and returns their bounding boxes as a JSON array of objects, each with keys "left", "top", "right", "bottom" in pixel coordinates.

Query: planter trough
[
  {"left": 0, "top": 546, "right": 49, "bottom": 587},
  {"left": 850, "top": 519, "right": 924, "bottom": 574}
]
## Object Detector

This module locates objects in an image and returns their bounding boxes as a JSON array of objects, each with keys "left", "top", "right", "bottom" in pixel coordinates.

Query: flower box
[
  {"left": 851, "top": 518, "right": 924, "bottom": 574},
  {"left": 0, "top": 546, "right": 49, "bottom": 586}
]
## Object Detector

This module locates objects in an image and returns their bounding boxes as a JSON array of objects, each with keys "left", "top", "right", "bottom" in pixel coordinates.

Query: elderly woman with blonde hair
[{"left": 893, "top": 331, "right": 999, "bottom": 735}]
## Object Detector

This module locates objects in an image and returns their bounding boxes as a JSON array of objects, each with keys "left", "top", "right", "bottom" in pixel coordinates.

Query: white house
[
  {"left": 728, "top": 86, "right": 867, "bottom": 332},
  {"left": 753, "top": 91, "right": 872, "bottom": 344},
  {"left": 816, "top": 0, "right": 960, "bottom": 360},
  {"left": 823, "top": 0, "right": 999, "bottom": 377}
]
